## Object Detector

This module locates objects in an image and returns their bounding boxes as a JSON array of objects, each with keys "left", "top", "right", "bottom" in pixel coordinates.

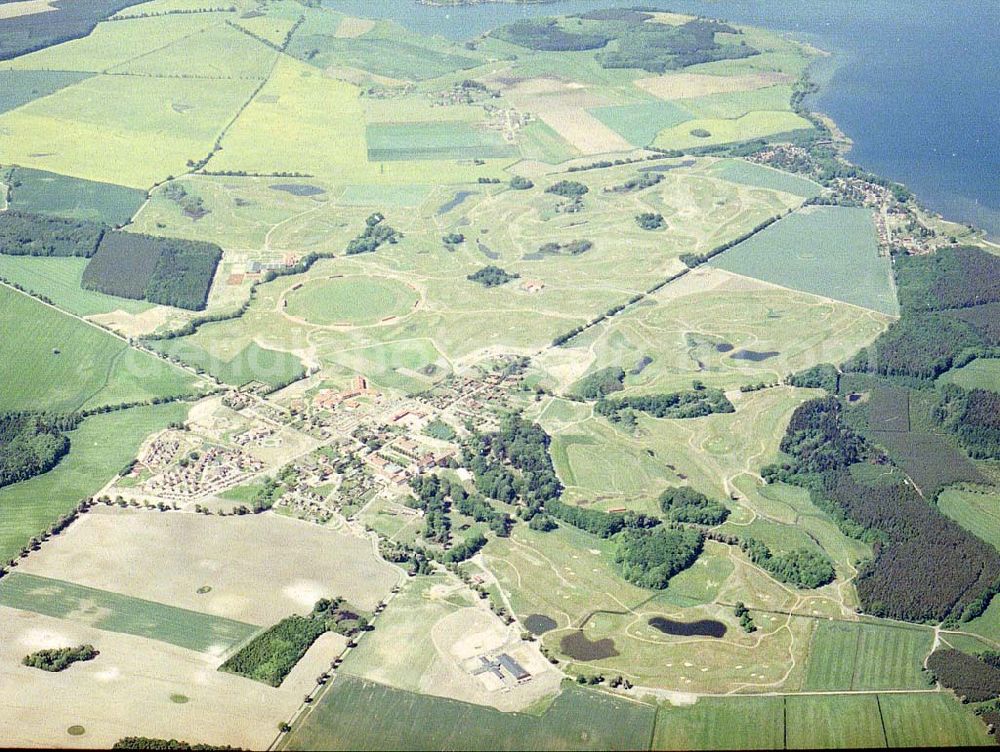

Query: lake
[{"left": 326, "top": 0, "right": 999, "bottom": 238}]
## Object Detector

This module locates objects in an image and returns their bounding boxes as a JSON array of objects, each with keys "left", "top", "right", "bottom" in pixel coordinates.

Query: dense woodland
[
  {"left": 464, "top": 414, "right": 562, "bottom": 519},
  {"left": 845, "top": 246, "right": 1000, "bottom": 379},
  {"left": 927, "top": 649, "right": 1000, "bottom": 703},
  {"left": 467, "top": 265, "right": 519, "bottom": 287},
  {"left": 614, "top": 526, "right": 704, "bottom": 589},
  {"left": 596, "top": 384, "right": 734, "bottom": 420},
  {"left": 345, "top": 213, "right": 401, "bottom": 255},
  {"left": 220, "top": 598, "right": 365, "bottom": 687},
  {"left": 740, "top": 537, "right": 835, "bottom": 589},
  {"left": 933, "top": 385, "right": 1000, "bottom": 459},
  {"left": 82, "top": 232, "right": 222, "bottom": 310},
  {"left": 492, "top": 13, "right": 757, "bottom": 73},
  {"left": 112, "top": 740, "right": 236, "bottom": 751},
  {"left": 659, "top": 486, "right": 729, "bottom": 525},
  {"left": 0, "top": 211, "right": 104, "bottom": 257},
  {"left": 22, "top": 644, "right": 98, "bottom": 672},
  {"left": 764, "top": 397, "right": 1000, "bottom": 621},
  {"left": 0, "top": 412, "right": 78, "bottom": 489},
  {"left": 571, "top": 366, "right": 625, "bottom": 400}
]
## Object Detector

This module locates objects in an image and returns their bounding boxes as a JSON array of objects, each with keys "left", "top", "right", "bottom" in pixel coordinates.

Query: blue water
[{"left": 326, "top": 0, "right": 999, "bottom": 237}]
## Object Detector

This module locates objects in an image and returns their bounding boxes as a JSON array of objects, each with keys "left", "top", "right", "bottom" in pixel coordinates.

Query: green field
[
  {"left": 879, "top": 693, "right": 992, "bottom": 747},
  {"left": 0, "top": 573, "right": 258, "bottom": 654},
  {"left": 707, "top": 158, "right": 823, "bottom": 198},
  {"left": 284, "top": 675, "right": 657, "bottom": 751},
  {"left": 285, "top": 276, "right": 419, "bottom": 326},
  {"left": 680, "top": 86, "right": 795, "bottom": 120},
  {"left": 938, "top": 488, "right": 1000, "bottom": 552},
  {"left": 366, "top": 121, "right": 518, "bottom": 162},
  {"left": 0, "top": 256, "right": 150, "bottom": 316},
  {"left": 785, "top": 694, "right": 887, "bottom": 748},
  {"left": 939, "top": 358, "right": 1000, "bottom": 392},
  {"left": 709, "top": 205, "right": 899, "bottom": 315},
  {"left": 652, "top": 110, "right": 813, "bottom": 151},
  {"left": 0, "top": 69, "right": 92, "bottom": 115},
  {"left": 0, "top": 402, "right": 189, "bottom": 563},
  {"left": 804, "top": 620, "right": 933, "bottom": 691},
  {"left": 0, "top": 71, "right": 259, "bottom": 188},
  {"left": 653, "top": 696, "right": 784, "bottom": 750},
  {"left": 0, "top": 286, "right": 198, "bottom": 412},
  {"left": 152, "top": 339, "right": 304, "bottom": 388},
  {"left": 6, "top": 166, "right": 146, "bottom": 226},
  {"left": 589, "top": 100, "right": 693, "bottom": 147}
]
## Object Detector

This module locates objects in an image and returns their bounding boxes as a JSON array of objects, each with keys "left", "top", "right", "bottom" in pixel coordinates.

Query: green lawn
[
  {"left": 0, "top": 256, "right": 150, "bottom": 316},
  {"left": 709, "top": 205, "right": 899, "bottom": 315},
  {"left": 283, "top": 675, "right": 656, "bottom": 751},
  {"left": 653, "top": 696, "right": 784, "bottom": 750},
  {"left": 0, "top": 402, "right": 188, "bottom": 563},
  {"left": 0, "top": 286, "right": 198, "bottom": 412},
  {"left": 804, "top": 620, "right": 933, "bottom": 691},
  {"left": 0, "top": 572, "right": 258, "bottom": 654}
]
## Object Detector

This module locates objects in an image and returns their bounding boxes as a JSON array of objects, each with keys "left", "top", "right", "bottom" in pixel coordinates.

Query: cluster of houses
[{"left": 144, "top": 445, "right": 264, "bottom": 500}]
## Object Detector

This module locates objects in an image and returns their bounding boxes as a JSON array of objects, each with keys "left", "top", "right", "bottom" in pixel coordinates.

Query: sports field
[
  {"left": 709, "top": 206, "right": 899, "bottom": 315},
  {"left": 0, "top": 402, "right": 189, "bottom": 564},
  {"left": 284, "top": 276, "right": 419, "bottom": 326},
  {"left": 0, "top": 572, "right": 258, "bottom": 654},
  {"left": 284, "top": 675, "right": 657, "bottom": 751},
  {"left": 0, "top": 286, "right": 198, "bottom": 412}
]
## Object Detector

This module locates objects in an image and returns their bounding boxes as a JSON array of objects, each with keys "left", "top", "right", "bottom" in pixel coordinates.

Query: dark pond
[
  {"left": 477, "top": 241, "right": 499, "bottom": 260},
  {"left": 714, "top": 343, "right": 734, "bottom": 353},
  {"left": 730, "top": 349, "right": 780, "bottom": 362},
  {"left": 560, "top": 630, "right": 619, "bottom": 661},
  {"left": 631, "top": 354, "right": 653, "bottom": 375},
  {"left": 638, "top": 159, "right": 696, "bottom": 173},
  {"left": 648, "top": 617, "right": 727, "bottom": 638},
  {"left": 270, "top": 184, "right": 326, "bottom": 197},
  {"left": 524, "top": 613, "right": 558, "bottom": 635},
  {"left": 436, "top": 190, "right": 476, "bottom": 215}
]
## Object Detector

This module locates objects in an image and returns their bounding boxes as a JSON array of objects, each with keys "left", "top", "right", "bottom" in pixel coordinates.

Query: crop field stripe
[
  {"left": 875, "top": 695, "right": 889, "bottom": 747},
  {"left": 0, "top": 572, "right": 260, "bottom": 654}
]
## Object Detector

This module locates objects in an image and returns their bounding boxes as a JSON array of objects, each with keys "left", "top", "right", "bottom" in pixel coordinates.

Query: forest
[
  {"left": 345, "top": 213, "right": 401, "bottom": 255},
  {"left": 933, "top": 385, "right": 1000, "bottom": 459},
  {"left": 81, "top": 231, "right": 222, "bottom": 310},
  {"left": 571, "top": 367, "right": 625, "bottom": 400},
  {"left": 740, "top": 538, "right": 835, "bottom": 589},
  {"left": 614, "top": 526, "right": 704, "bottom": 589},
  {"left": 0, "top": 211, "right": 104, "bottom": 257},
  {"left": 927, "top": 649, "right": 1000, "bottom": 703},
  {"left": 764, "top": 397, "right": 1000, "bottom": 621},
  {"left": 22, "top": 644, "right": 98, "bottom": 672},
  {"left": 845, "top": 245, "right": 1000, "bottom": 379},
  {"left": 463, "top": 414, "right": 562, "bottom": 518},
  {"left": 0, "top": 412, "right": 78, "bottom": 488},
  {"left": 659, "top": 486, "right": 729, "bottom": 525},
  {"left": 596, "top": 384, "right": 734, "bottom": 419},
  {"left": 467, "top": 265, "right": 519, "bottom": 287}
]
